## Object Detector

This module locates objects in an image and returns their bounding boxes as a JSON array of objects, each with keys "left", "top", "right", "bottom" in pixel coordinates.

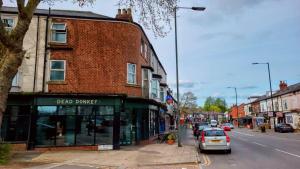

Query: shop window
[
  {"left": 286, "top": 115, "right": 293, "bottom": 123},
  {"left": 36, "top": 106, "right": 57, "bottom": 146},
  {"left": 51, "top": 23, "right": 67, "bottom": 43},
  {"left": 1, "top": 106, "right": 30, "bottom": 142},
  {"left": 50, "top": 60, "right": 66, "bottom": 81},
  {"left": 120, "top": 111, "right": 131, "bottom": 145},
  {"left": 2, "top": 18, "right": 14, "bottom": 32},
  {"left": 127, "top": 63, "right": 136, "bottom": 84},
  {"left": 76, "top": 106, "right": 94, "bottom": 145}
]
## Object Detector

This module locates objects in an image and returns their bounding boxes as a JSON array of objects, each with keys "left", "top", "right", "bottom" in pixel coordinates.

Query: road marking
[
  {"left": 252, "top": 142, "right": 267, "bottom": 147},
  {"left": 232, "top": 131, "right": 254, "bottom": 137},
  {"left": 275, "top": 149, "right": 300, "bottom": 158}
]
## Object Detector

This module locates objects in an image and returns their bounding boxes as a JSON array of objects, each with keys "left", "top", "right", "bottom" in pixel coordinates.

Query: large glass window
[
  {"left": 120, "top": 111, "right": 131, "bottom": 145},
  {"left": 51, "top": 23, "right": 67, "bottom": 43},
  {"left": 95, "top": 106, "right": 114, "bottom": 145},
  {"left": 56, "top": 106, "right": 76, "bottom": 146},
  {"left": 36, "top": 106, "right": 57, "bottom": 146},
  {"left": 1, "top": 106, "right": 30, "bottom": 142},
  {"left": 76, "top": 106, "right": 94, "bottom": 145},
  {"left": 35, "top": 105, "right": 115, "bottom": 147},
  {"left": 127, "top": 63, "right": 136, "bottom": 84},
  {"left": 50, "top": 60, "right": 66, "bottom": 81}
]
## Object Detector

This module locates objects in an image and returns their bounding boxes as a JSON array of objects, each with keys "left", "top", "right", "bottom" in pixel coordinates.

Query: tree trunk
[{"left": 0, "top": 45, "right": 25, "bottom": 137}]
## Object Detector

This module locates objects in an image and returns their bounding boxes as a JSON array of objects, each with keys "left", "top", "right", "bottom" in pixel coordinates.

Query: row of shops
[{"left": 1, "top": 93, "right": 174, "bottom": 150}]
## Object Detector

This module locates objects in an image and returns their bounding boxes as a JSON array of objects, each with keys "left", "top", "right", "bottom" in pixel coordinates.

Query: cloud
[
  {"left": 199, "top": 32, "right": 244, "bottom": 41},
  {"left": 169, "top": 80, "right": 197, "bottom": 89},
  {"left": 214, "top": 0, "right": 267, "bottom": 14},
  {"left": 239, "top": 85, "right": 259, "bottom": 90}
]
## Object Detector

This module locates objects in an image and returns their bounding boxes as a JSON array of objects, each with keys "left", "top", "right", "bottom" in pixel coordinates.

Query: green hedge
[{"left": 0, "top": 143, "right": 11, "bottom": 164}]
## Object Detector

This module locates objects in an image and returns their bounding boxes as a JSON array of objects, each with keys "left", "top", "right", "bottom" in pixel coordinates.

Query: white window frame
[
  {"left": 127, "top": 63, "right": 136, "bottom": 84},
  {"left": 144, "top": 43, "right": 147, "bottom": 58},
  {"left": 151, "top": 79, "right": 159, "bottom": 98},
  {"left": 51, "top": 23, "right": 67, "bottom": 43},
  {"left": 2, "top": 18, "right": 14, "bottom": 32},
  {"left": 49, "top": 60, "right": 66, "bottom": 81},
  {"left": 160, "top": 87, "right": 165, "bottom": 102}
]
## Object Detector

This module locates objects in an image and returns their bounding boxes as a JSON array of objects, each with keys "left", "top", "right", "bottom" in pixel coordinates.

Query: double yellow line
[{"left": 202, "top": 154, "right": 211, "bottom": 166}]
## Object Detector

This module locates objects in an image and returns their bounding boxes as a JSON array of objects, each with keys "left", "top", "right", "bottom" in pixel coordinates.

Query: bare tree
[
  {"left": 180, "top": 91, "right": 198, "bottom": 115},
  {"left": 0, "top": 0, "right": 176, "bottom": 132}
]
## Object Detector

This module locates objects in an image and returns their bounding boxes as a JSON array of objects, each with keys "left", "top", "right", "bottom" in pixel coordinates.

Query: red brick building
[
  {"left": 229, "top": 104, "right": 246, "bottom": 126},
  {"left": 2, "top": 7, "right": 170, "bottom": 150}
]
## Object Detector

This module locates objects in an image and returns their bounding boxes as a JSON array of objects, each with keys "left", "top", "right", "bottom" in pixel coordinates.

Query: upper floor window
[
  {"left": 144, "top": 43, "right": 147, "bottom": 58},
  {"left": 12, "top": 72, "right": 19, "bottom": 86},
  {"left": 151, "top": 79, "right": 159, "bottom": 98},
  {"left": 2, "top": 18, "right": 14, "bottom": 32},
  {"left": 160, "top": 87, "right": 165, "bottom": 102},
  {"left": 50, "top": 60, "right": 66, "bottom": 81},
  {"left": 140, "top": 40, "right": 144, "bottom": 55},
  {"left": 283, "top": 100, "right": 288, "bottom": 110},
  {"left": 127, "top": 63, "right": 136, "bottom": 84},
  {"left": 51, "top": 23, "right": 67, "bottom": 43}
]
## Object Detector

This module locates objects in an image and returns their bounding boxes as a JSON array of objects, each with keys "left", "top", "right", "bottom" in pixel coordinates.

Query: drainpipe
[
  {"left": 42, "top": 8, "right": 51, "bottom": 92},
  {"left": 33, "top": 15, "right": 40, "bottom": 92}
]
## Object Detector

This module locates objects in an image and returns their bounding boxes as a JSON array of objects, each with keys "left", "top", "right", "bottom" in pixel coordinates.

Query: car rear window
[{"left": 204, "top": 130, "right": 225, "bottom": 136}]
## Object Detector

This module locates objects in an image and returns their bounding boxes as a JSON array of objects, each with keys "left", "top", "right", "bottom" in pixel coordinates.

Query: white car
[
  {"left": 198, "top": 128, "right": 231, "bottom": 153},
  {"left": 210, "top": 120, "right": 218, "bottom": 127}
]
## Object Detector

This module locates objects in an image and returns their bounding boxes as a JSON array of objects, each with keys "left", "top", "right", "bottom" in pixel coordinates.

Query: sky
[{"left": 6, "top": 0, "right": 300, "bottom": 107}]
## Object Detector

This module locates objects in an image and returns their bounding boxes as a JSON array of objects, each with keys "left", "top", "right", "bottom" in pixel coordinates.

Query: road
[{"left": 196, "top": 128, "right": 300, "bottom": 169}]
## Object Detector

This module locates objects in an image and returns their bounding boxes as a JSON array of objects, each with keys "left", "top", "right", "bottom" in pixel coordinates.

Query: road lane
[{"left": 201, "top": 130, "right": 300, "bottom": 169}]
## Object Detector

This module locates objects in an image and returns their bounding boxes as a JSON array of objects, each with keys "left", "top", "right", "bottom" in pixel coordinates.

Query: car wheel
[
  {"left": 279, "top": 129, "right": 283, "bottom": 133},
  {"left": 227, "top": 149, "right": 231, "bottom": 154}
]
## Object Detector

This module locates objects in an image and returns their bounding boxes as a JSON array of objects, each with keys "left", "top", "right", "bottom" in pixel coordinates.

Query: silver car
[{"left": 198, "top": 128, "right": 231, "bottom": 153}]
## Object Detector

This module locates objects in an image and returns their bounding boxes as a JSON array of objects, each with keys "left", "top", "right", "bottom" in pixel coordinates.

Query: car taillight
[
  {"left": 201, "top": 131, "right": 205, "bottom": 143},
  {"left": 225, "top": 132, "right": 230, "bottom": 143}
]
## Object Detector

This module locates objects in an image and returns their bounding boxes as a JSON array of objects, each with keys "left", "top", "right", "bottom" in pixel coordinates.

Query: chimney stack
[
  {"left": 279, "top": 81, "right": 288, "bottom": 91},
  {"left": 115, "top": 8, "right": 133, "bottom": 22}
]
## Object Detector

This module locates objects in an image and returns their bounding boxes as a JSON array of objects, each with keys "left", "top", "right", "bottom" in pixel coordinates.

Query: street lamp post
[
  {"left": 252, "top": 62, "right": 275, "bottom": 131},
  {"left": 228, "top": 87, "right": 238, "bottom": 127},
  {"left": 174, "top": 6, "right": 205, "bottom": 147}
]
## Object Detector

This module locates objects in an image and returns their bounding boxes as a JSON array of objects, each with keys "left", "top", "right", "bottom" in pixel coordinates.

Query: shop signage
[
  {"left": 56, "top": 99, "right": 99, "bottom": 105},
  {"left": 37, "top": 98, "right": 103, "bottom": 105}
]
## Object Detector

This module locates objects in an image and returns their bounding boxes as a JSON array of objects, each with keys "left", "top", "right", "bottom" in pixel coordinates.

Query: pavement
[
  {"left": 2, "top": 126, "right": 200, "bottom": 169},
  {"left": 3, "top": 126, "right": 300, "bottom": 169}
]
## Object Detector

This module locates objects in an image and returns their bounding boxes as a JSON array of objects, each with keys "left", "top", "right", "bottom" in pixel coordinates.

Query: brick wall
[{"left": 48, "top": 18, "right": 150, "bottom": 97}]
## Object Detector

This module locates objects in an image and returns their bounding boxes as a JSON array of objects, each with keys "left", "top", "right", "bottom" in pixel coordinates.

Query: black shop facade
[{"left": 1, "top": 93, "right": 164, "bottom": 150}]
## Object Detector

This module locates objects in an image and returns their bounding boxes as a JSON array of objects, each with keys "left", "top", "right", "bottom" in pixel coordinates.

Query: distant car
[
  {"left": 210, "top": 120, "right": 218, "bottom": 127},
  {"left": 194, "top": 122, "right": 209, "bottom": 137},
  {"left": 198, "top": 128, "right": 231, "bottom": 153},
  {"left": 275, "top": 123, "right": 294, "bottom": 133},
  {"left": 221, "top": 124, "right": 231, "bottom": 131},
  {"left": 222, "top": 123, "right": 234, "bottom": 130}
]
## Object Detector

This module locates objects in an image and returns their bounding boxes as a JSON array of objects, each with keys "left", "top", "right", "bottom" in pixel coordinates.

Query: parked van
[{"left": 210, "top": 120, "right": 218, "bottom": 127}]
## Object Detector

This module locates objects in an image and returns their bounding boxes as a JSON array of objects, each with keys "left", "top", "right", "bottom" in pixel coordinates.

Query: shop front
[
  {"left": 1, "top": 94, "right": 165, "bottom": 150},
  {"left": 1, "top": 94, "right": 122, "bottom": 150}
]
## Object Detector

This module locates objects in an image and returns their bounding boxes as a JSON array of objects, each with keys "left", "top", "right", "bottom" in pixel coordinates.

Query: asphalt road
[{"left": 197, "top": 128, "right": 300, "bottom": 169}]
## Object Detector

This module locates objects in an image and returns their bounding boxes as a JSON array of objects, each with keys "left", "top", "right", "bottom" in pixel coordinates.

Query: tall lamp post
[
  {"left": 252, "top": 62, "right": 275, "bottom": 131},
  {"left": 174, "top": 6, "right": 205, "bottom": 147},
  {"left": 227, "top": 87, "right": 238, "bottom": 127}
]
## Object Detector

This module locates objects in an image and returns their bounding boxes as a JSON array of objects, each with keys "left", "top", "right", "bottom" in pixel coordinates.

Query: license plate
[{"left": 210, "top": 140, "right": 221, "bottom": 143}]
